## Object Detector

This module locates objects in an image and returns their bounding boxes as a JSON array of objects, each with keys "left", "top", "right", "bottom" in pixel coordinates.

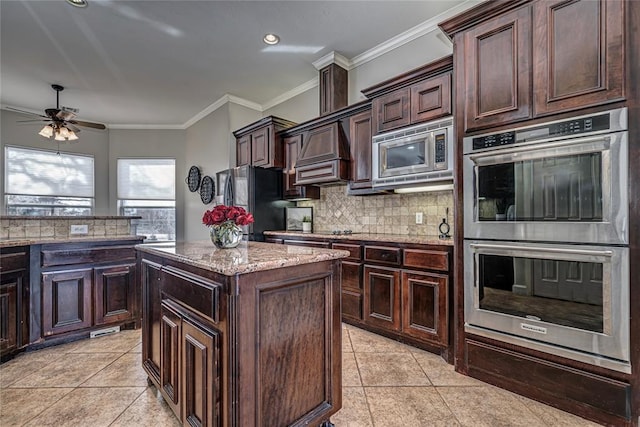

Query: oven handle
[
  {"left": 467, "top": 135, "right": 611, "bottom": 164},
  {"left": 469, "top": 243, "right": 613, "bottom": 257}
]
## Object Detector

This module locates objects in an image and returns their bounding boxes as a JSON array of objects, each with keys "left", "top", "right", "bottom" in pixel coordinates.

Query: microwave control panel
[
  {"left": 472, "top": 112, "right": 612, "bottom": 151},
  {"left": 435, "top": 133, "right": 447, "bottom": 165}
]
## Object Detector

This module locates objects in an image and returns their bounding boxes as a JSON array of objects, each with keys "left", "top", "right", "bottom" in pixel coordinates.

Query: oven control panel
[{"left": 471, "top": 112, "right": 612, "bottom": 151}]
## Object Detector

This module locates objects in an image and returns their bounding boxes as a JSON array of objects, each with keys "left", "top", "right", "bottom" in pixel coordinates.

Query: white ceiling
[{"left": 1, "top": 0, "right": 473, "bottom": 128}]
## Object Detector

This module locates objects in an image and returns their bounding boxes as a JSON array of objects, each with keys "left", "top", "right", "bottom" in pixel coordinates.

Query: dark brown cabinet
[
  {"left": 451, "top": 0, "right": 625, "bottom": 132},
  {"left": 233, "top": 116, "right": 297, "bottom": 168},
  {"left": 42, "top": 268, "right": 93, "bottom": 336},
  {"left": 161, "top": 301, "right": 182, "bottom": 417},
  {"left": 401, "top": 270, "right": 448, "bottom": 345},
  {"left": 283, "top": 133, "right": 320, "bottom": 200},
  {"left": 94, "top": 264, "right": 136, "bottom": 325},
  {"left": 333, "top": 243, "right": 363, "bottom": 321},
  {"left": 364, "top": 57, "right": 453, "bottom": 135},
  {"left": 319, "top": 63, "right": 348, "bottom": 116},
  {"left": 363, "top": 265, "right": 401, "bottom": 331},
  {"left": 348, "top": 109, "right": 374, "bottom": 191},
  {"left": 0, "top": 246, "right": 29, "bottom": 359}
]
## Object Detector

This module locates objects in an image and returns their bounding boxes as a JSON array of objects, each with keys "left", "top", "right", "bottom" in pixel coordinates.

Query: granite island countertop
[
  {"left": 264, "top": 230, "right": 454, "bottom": 246},
  {"left": 136, "top": 240, "right": 350, "bottom": 276}
]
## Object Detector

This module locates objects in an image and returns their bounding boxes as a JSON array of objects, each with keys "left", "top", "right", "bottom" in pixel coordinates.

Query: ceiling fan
[{"left": 9, "top": 84, "right": 106, "bottom": 141}]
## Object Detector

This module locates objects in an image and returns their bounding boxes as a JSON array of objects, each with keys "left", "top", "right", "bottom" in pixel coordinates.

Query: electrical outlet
[
  {"left": 70, "top": 224, "right": 88, "bottom": 235},
  {"left": 415, "top": 212, "right": 423, "bottom": 224}
]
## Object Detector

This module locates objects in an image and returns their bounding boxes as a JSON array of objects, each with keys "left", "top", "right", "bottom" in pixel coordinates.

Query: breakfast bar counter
[{"left": 137, "top": 241, "right": 348, "bottom": 427}]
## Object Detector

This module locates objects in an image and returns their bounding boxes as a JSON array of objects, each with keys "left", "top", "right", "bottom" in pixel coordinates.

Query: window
[
  {"left": 117, "top": 158, "right": 175, "bottom": 241},
  {"left": 4, "top": 146, "right": 94, "bottom": 216}
]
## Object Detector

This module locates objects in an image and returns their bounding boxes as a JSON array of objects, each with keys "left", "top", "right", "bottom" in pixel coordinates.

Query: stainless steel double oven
[{"left": 463, "top": 108, "right": 630, "bottom": 373}]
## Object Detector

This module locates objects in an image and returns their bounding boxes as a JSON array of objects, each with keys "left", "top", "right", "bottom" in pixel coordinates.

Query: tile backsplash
[
  {"left": 297, "top": 184, "right": 454, "bottom": 236},
  {"left": 1, "top": 217, "right": 134, "bottom": 240}
]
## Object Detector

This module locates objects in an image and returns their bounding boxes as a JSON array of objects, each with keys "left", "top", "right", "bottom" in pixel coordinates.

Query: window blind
[
  {"left": 117, "top": 158, "right": 175, "bottom": 200},
  {"left": 5, "top": 146, "right": 94, "bottom": 197}
]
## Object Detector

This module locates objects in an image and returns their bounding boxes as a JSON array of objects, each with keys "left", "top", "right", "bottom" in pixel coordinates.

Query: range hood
[{"left": 295, "top": 121, "right": 350, "bottom": 185}]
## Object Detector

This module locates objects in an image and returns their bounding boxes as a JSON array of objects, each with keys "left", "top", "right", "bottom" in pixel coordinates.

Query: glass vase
[{"left": 210, "top": 222, "right": 243, "bottom": 249}]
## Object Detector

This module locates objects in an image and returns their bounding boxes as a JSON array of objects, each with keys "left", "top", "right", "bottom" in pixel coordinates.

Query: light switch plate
[
  {"left": 70, "top": 224, "right": 89, "bottom": 235},
  {"left": 415, "top": 212, "right": 423, "bottom": 224}
]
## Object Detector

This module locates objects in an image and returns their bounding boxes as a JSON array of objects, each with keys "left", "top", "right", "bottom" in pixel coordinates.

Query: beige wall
[{"left": 263, "top": 89, "right": 318, "bottom": 124}]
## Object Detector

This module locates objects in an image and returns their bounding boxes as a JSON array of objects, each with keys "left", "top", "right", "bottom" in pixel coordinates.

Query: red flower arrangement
[{"left": 202, "top": 205, "right": 254, "bottom": 227}]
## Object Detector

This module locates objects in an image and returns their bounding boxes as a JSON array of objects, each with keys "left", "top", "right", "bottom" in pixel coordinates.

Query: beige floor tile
[
  {"left": 342, "top": 351, "right": 362, "bottom": 387},
  {"left": 64, "top": 330, "right": 141, "bottom": 353},
  {"left": 515, "top": 394, "right": 603, "bottom": 426},
  {"left": 81, "top": 353, "right": 148, "bottom": 387},
  {"left": 348, "top": 326, "right": 410, "bottom": 353},
  {"left": 23, "top": 387, "right": 145, "bottom": 427},
  {"left": 129, "top": 342, "right": 143, "bottom": 353},
  {"left": 110, "top": 386, "right": 181, "bottom": 427},
  {"left": 355, "top": 352, "right": 430, "bottom": 386},
  {"left": 437, "top": 385, "right": 546, "bottom": 427},
  {"left": 9, "top": 352, "right": 123, "bottom": 388},
  {"left": 331, "top": 386, "right": 373, "bottom": 427},
  {"left": 342, "top": 328, "right": 354, "bottom": 353},
  {"left": 411, "top": 348, "right": 484, "bottom": 386},
  {"left": 365, "top": 386, "right": 460, "bottom": 426},
  {"left": 0, "top": 343, "right": 79, "bottom": 387},
  {"left": 0, "top": 387, "right": 73, "bottom": 426}
]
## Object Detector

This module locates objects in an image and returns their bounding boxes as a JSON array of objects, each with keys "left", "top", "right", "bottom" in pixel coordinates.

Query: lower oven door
[{"left": 464, "top": 240, "right": 630, "bottom": 373}]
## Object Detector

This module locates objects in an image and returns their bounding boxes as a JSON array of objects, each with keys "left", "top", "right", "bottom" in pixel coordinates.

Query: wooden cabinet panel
[
  {"left": 533, "top": 0, "right": 625, "bottom": 115},
  {"left": 319, "top": 63, "right": 348, "bottom": 116},
  {"left": 364, "top": 246, "right": 402, "bottom": 266},
  {"left": 341, "top": 290, "right": 363, "bottom": 321},
  {"left": 250, "top": 126, "right": 271, "bottom": 167},
  {"left": 283, "top": 239, "right": 331, "bottom": 249},
  {"left": 161, "top": 302, "right": 182, "bottom": 417},
  {"left": 410, "top": 73, "right": 452, "bottom": 123},
  {"left": 349, "top": 109, "right": 374, "bottom": 190},
  {"left": 283, "top": 134, "right": 320, "bottom": 199},
  {"left": 0, "top": 282, "right": 18, "bottom": 355},
  {"left": 363, "top": 265, "right": 401, "bottom": 331},
  {"left": 403, "top": 249, "right": 449, "bottom": 272},
  {"left": 182, "top": 318, "right": 220, "bottom": 427},
  {"left": 41, "top": 245, "right": 136, "bottom": 268},
  {"left": 94, "top": 264, "right": 136, "bottom": 325},
  {"left": 341, "top": 261, "right": 362, "bottom": 290},
  {"left": 373, "top": 88, "right": 410, "bottom": 133},
  {"left": 160, "top": 265, "right": 220, "bottom": 324},
  {"left": 42, "top": 268, "right": 93, "bottom": 336},
  {"left": 332, "top": 243, "right": 362, "bottom": 262},
  {"left": 142, "top": 259, "right": 162, "bottom": 381},
  {"left": 401, "top": 271, "right": 448, "bottom": 345},
  {"left": 236, "top": 135, "right": 251, "bottom": 167},
  {"left": 463, "top": 6, "right": 532, "bottom": 131}
]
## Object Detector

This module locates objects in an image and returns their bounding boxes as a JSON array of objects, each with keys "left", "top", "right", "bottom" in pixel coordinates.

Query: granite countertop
[
  {"left": 263, "top": 231, "right": 454, "bottom": 246},
  {"left": 0, "top": 235, "right": 145, "bottom": 248},
  {"left": 136, "top": 240, "right": 350, "bottom": 276}
]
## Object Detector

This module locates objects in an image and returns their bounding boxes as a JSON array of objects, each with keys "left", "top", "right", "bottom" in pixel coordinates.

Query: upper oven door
[{"left": 463, "top": 131, "right": 628, "bottom": 244}]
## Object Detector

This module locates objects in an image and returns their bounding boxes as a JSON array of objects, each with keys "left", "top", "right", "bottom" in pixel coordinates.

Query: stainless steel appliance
[
  {"left": 372, "top": 117, "right": 454, "bottom": 190},
  {"left": 216, "top": 165, "right": 290, "bottom": 241},
  {"left": 462, "top": 107, "right": 630, "bottom": 373}
]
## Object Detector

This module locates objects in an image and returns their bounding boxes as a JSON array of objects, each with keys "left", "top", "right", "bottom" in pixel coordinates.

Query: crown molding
[
  {"left": 226, "top": 95, "right": 263, "bottom": 112},
  {"left": 312, "top": 51, "right": 351, "bottom": 71},
  {"left": 107, "top": 123, "right": 184, "bottom": 130},
  {"left": 262, "top": 77, "right": 319, "bottom": 111}
]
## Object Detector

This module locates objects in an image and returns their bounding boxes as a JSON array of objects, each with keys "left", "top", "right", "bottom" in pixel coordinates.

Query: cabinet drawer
[
  {"left": 283, "top": 240, "right": 331, "bottom": 249},
  {"left": 403, "top": 249, "right": 449, "bottom": 272},
  {"left": 341, "top": 261, "right": 362, "bottom": 290},
  {"left": 41, "top": 245, "right": 136, "bottom": 267},
  {"left": 332, "top": 243, "right": 361, "bottom": 261},
  {"left": 342, "top": 290, "right": 363, "bottom": 321},
  {"left": 160, "top": 266, "right": 221, "bottom": 323},
  {"left": 0, "top": 250, "right": 28, "bottom": 273},
  {"left": 364, "top": 246, "right": 401, "bottom": 266}
]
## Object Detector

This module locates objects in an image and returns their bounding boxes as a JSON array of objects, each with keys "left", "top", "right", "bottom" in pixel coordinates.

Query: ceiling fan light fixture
[
  {"left": 66, "top": 0, "right": 88, "bottom": 8},
  {"left": 54, "top": 130, "right": 66, "bottom": 141},
  {"left": 39, "top": 125, "right": 54, "bottom": 138},
  {"left": 263, "top": 33, "right": 280, "bottom": 45},
  {"left": 58, "top": 126, "right": 70, "bottom": 139},
  {"left": 68, "top": 130, "right": 79, "bottom": 141}
]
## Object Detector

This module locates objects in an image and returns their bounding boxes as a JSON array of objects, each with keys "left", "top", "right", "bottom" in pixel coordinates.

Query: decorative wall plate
[
  {"left": 185, "top": 165, "right": 201, "bottom": 192},
  {"left": 200, "top": 175, "right": 215, "bottom": 204}
]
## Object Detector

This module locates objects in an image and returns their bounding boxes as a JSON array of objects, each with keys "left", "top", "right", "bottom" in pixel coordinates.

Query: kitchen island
[{"left": 137, "top": 240, "right": 348, "bottom": 427}]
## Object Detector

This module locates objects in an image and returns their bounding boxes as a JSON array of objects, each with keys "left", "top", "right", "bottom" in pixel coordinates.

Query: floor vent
[{"left": 90, "top": 326, "right": 120, "bottom": 338}]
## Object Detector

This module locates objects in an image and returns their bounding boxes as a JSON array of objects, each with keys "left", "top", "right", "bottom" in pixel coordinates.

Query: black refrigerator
[{"left": 215, "top": 165, "right": 291, "bottom": 241}]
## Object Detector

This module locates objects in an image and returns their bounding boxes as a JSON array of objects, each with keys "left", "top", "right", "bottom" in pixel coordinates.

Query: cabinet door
[
  {"left": 341, "top": 261, "right": 363, "bottom": 321},
  {"left": 363, "top": 265, "right": 401, "bottom": 331},
  {"left": 533, "top": 0, "right": 624, "bottom": 115},
  {"left": 373, "top": 88, "right": 410, "bottom": 133},
  {"left": 401, "top": 271, "right": 448, "bottom": 346},
  {"left": 349, "top": 109, "right": 373, "bottom": 190},
  {"left": 161, "top": 302, "right": 182, "bottom": 417},
  {"left": 42, "top": 268, "right": 93, "bottom": 336},
  {"left": 284, "top": 134, "right": 303, "bottom": 197},
  {"left": 410, "top": 73, "right": 452, "bottom": 123},
  {"left": 0, "top": 282, "right": 18, "bottom": 356},
  {"left": 236, "top": 135, "right": 251, "bottom": 167},
  {"left": 251, "top": 126, "right": 271, "bottom": 167},
  {"left": 94, "top": 264, "right": 135, "bottom": 325},
  {"left": 182, "top": 318, "right": 221, "bottom": 427},
  {"left": 142, "top": 259, "right": 162, "bottom": 382},
  {"left": 463, "top": 6, "right": 532, "bottom": 131}
]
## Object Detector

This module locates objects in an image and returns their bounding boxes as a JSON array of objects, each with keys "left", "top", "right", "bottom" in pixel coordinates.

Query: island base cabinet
[
  {"left": 161, "top": 302, "right": 182, "bottom": 418},
  {"left": 0, "top": 282, "right": 18, "bottom": 355},
  {"left": 42, "top": 268, "right": 93, "bottom": 337},
  {"left": 94, "top": 264, "right": 136, "bottom": 325}
]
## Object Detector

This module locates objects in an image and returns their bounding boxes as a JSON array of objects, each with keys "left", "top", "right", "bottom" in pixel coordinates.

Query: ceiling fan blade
[
  {"left": 56, "top": 110, "right": 76, "bottom": 121},
  {"left": 16, "top": 119, "right": 51, "bottom": 123},
  {"left": 66, "top": 123, "right": 81, "bottom": 133},
  {"left": 5, "top": 106, "right": 48, "bottom": 118},
  {"left": 69, "top": 119, "right": 106, "bottom": 130},
  {"left": 45, "top": 108, "right": 60, "bottom": 118}
]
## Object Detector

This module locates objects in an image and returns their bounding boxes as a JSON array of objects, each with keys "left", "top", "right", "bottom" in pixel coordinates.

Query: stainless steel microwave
[{"left": 372, "top": 117, "right": 454, "bottom": 190}]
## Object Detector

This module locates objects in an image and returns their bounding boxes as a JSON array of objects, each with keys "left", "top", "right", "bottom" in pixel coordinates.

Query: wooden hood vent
[{"left": 295, "top": 121, "right": 350, "bottom": 185}]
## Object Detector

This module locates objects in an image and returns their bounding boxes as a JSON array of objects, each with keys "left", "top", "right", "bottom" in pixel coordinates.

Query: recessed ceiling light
[
  {"left": 263, "top": 34, "right": 280, "bottom": 45},
  {"left": 66, "top": 0, "right": 88, "bottom": 8}
]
